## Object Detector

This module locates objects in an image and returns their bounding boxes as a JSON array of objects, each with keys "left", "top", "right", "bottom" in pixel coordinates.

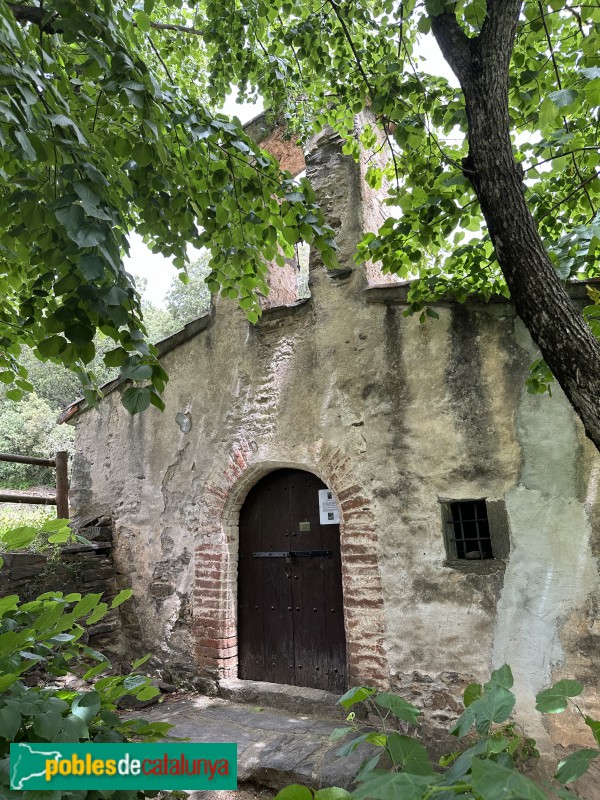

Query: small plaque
[{"left": 299, "top": 521, "right": 311, "bottom": 532}]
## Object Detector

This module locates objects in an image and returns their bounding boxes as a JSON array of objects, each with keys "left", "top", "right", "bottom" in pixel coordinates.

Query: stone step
[{"left": 219, "top": 678, "right": 343, "bottom": 719}]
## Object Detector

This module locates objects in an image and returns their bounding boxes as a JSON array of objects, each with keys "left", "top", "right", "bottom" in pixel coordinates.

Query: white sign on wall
[{"left": 318, "top": 489, "right": 340, "bottom": 525}]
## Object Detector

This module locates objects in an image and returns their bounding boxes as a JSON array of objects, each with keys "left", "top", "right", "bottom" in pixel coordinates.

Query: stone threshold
[{"left": 218, "top": 678, "right": 344, "bottom": 719}]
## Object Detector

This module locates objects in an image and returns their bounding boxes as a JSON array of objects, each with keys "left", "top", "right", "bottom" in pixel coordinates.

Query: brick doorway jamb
[{"left": 194, "top": 438, "right": 390, "bottom": 689}]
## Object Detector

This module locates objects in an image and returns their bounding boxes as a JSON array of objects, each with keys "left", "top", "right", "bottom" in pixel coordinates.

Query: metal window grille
[{"left": 446, "top": 500, "right": 493, "bottom": 560}]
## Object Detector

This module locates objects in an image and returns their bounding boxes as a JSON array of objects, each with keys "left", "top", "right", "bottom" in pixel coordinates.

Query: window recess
[{"left": 441, "top": 498, "right": 510, "bottom": 562}]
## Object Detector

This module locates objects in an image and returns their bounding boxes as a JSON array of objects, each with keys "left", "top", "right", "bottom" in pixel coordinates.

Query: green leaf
[
  {"left": 54, "top": 713, "right": 89, "bottom": 742},
  {"left": 82, "top": 661, "right": 109, "bottom": 680},
  {"left": 15, "top": 129, "right": 37, "bottom": 160},
  {"left": 135, "top": 685, "right": 160, "bottom": 700},
  {"left": 71, "top": 691, "right": 101, "bottom": 724},
  {"left": 0, "top": 704, "right": 21, "bottom": 739},
  {"left": 0, "top": 674, "right": 19, "bottom": 692},
  {"left": 65, "top": 323, "right": 94, "bottom": 345},
  {"left": 354, "top": 753, "right": 381, "bottom": 782},
  {"left": 485, "top": 664, "right": 514, "bottom": 691},
  {"left": 535, "top": 680, "right": 584, "bottom": 713},
  {"left": 471, "top": 759, "right": 547, "bottom": 799},
  {"left": 121, "top": 362, "right": 153, "bottom": 380},
  {"left": 329, "top": 727, "right": 351, "bottom": 742},
  {"left": 72, "top": 594, "right": 103, "bottom": 618},
  {"left": 0, "top": 596, "right": 19, "bottom": 618},
  {"left": 353, "top": 772, "right": 442, "bottom": 800},
  {"left": 74, "top": 223, "right": 107, "bottom": 248},
  {"left": 131, "top": 653, "right": 152, "bottom": 670},
  {"left": 55, "top": 204, "right": 85, "bottom": 235},
  {"left": 555, "top": 749, "right": 600, "bottom": 784},
  {"left": 40, "top": 518, "right": 71, "bottom": 533},
  {"left": 336, "top": 733, "right": 370, "bottom": 757},
  {"left": 104, "top": 347, "right": 129, "bottom": 367},
  {"left": 37, "top": 335, "right": 68, "bottom": 358},
  {"left": 111, "top": 589, "right": 133, "bottom": 608},
  {"left": 471, "top": 686, "right": 516, "bottom": 733},
  {"left": 374, "top": 693, "right": 421, "bottom": 724},
  {"left": 135, "top": 11, "right": 152, "bottom": 32},
  {"left": 539, "top": 96, "right": 559, "bottom": 128},
  {"left": 548, "top": 89, "right": 579, "bottom": 109},
  {"left": 338, "top": 686, "right": 376, "bottom": 709},
  {"left": 585, "top": 716, "right": 600, "bottom": 746},
  {"left": 123, "top": 674, "right": 148, "bottom": 691},
  {"left": 463, "top": 683, "right": 482, "bottom": 707},
  {"left": 1, "top": 526, "right": 38, "bottom": 549},
  {"left": 122, "top": 386, "right": 151, "bottom": 414},
  {"left": 78, "top": 254, "right": 105, "bottom": 280},
  {"left": 314, "top": 790, "right": 351, "bottom": 800},
  {"left": 274, "top": 786, "right": 313, "bottom": 800},
  {"left": 33, "top": 710, "right": 63, "bottom": 740},
  {"left": 85, "top": 602, "right": 108, "bottom": 625},
  {"left": 387, "top": 734, "right": 435, "bottom": 776}
]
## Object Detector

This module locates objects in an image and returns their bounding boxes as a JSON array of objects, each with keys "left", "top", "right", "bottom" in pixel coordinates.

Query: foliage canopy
[{"left": 1, "top": 0, "right": 599, "bottom": 433}]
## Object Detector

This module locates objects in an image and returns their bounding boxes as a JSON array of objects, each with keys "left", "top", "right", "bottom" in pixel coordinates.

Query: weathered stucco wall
[{"left": 68, "top": 122, "right": 600, "bottom": 771}]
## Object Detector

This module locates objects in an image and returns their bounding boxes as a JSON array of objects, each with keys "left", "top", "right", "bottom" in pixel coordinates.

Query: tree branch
[
  {"left": 145, "top": 20, "right": 205, "bottom": 36},
  {"left": 8, "top": 3, "right": 56, "bottom": 32},
  {"left": 8, "top": 3, "right": 206, "bottom": 36},
  {"left": 537, "top": 170, "right": 598, "bottom": 221},
  {"left": 479, "top": 0, "right": 522, "bottom": 69},
  {"left": 537, "top": 0, "right": 595, "bottom": 216},
  {"left": 429, "top": 12, "right": 473, "bottom": 86}
]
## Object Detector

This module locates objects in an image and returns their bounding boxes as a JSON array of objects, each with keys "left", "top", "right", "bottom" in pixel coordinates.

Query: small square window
[{"left": 444, "top": 499, "right": 494, "bottom": 560}]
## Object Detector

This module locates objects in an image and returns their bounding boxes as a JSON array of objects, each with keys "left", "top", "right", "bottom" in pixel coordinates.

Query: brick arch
[{"left": 194, "top": 437, "right": 389, "bottom": 689}]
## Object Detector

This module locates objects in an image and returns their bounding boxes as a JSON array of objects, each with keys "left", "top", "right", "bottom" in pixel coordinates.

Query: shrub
[
  {"left": 276, "top": 666, "right": 600, "bottom": 800},
  {"left": 0, "top": 520, "right": 171, "bottom": 800}
]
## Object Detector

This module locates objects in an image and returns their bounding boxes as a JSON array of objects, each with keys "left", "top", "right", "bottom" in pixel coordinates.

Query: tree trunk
[{"left": 431, "top": 2, "right": 600, "bottom": 451}]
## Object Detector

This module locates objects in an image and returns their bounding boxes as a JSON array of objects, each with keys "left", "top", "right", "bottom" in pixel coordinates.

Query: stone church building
[{"left": 62, "top": 113, "right": 600, "bottom": 761}]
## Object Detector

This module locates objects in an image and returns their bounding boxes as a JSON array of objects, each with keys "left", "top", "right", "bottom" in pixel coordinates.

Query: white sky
[
  {"left": 127, "top": 38, "right": 453, "bottom": 307},
  {"left": 125, "top": 93, "right": 264, "bottom": 306}
]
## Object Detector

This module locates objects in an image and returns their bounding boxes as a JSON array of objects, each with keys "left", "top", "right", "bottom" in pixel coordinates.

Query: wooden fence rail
[{"left": 0, "top": 451, "right": 69, "bottom": 518}]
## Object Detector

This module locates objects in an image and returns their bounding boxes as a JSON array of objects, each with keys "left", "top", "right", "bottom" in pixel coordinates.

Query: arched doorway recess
[{"left": 237, "top": 468, "right": 347, "bottom": 692}]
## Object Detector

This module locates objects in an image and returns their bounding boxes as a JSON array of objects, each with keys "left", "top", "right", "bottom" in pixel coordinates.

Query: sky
[{"left": 126, "top": 38, "right": 453, "bottom": 308}]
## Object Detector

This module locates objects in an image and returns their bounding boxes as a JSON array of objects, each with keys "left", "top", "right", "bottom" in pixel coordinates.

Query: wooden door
[{"left": 238, "top": 469, "right": 347, "bottom": 692}]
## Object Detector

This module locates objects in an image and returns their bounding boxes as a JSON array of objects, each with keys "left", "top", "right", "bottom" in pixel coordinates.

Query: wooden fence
[{"left": 0, "top": 451, "right": 69, "bottom": 518}]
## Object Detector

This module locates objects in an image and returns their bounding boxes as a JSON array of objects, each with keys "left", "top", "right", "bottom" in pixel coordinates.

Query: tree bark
[{"left": 431, "top": 1, "right": 600, "bottom": 451}]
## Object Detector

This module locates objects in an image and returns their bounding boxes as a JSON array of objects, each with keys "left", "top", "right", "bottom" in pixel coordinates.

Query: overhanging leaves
[
  {"left": 374, "top": 692, "right": 420, "bottom": 724},
  {"left": 470, "top": 759, "right": 548, "bottom": 800},
  {"left": 386, "top": 734, "right": 434, "bottom": 776},
  {"left": 535, "top": 680, "right": 584, "bottom": 714},
  {"left": 338, "top": 686, "right": 376, "bottom": 709},
  {"left": 0, "top": 0, "right": 337, "bottom": 411},
  {"left": 555, "top": 749, "right": 600, "bottom": 784}
]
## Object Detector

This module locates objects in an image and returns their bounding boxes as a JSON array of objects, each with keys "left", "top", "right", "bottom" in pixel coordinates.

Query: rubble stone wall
[{"left": 66, "top": 120, "right": 600, "bottom": 773}]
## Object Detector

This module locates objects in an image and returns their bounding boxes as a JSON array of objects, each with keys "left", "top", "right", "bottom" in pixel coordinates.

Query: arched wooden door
[{"left": 238, "top": 469, "right": 347, "bottom": 692}]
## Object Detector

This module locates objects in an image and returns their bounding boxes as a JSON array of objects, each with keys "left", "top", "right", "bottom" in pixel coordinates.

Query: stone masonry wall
[{"left": 67, "top": 120, "right": 600, "bottom": 774}]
